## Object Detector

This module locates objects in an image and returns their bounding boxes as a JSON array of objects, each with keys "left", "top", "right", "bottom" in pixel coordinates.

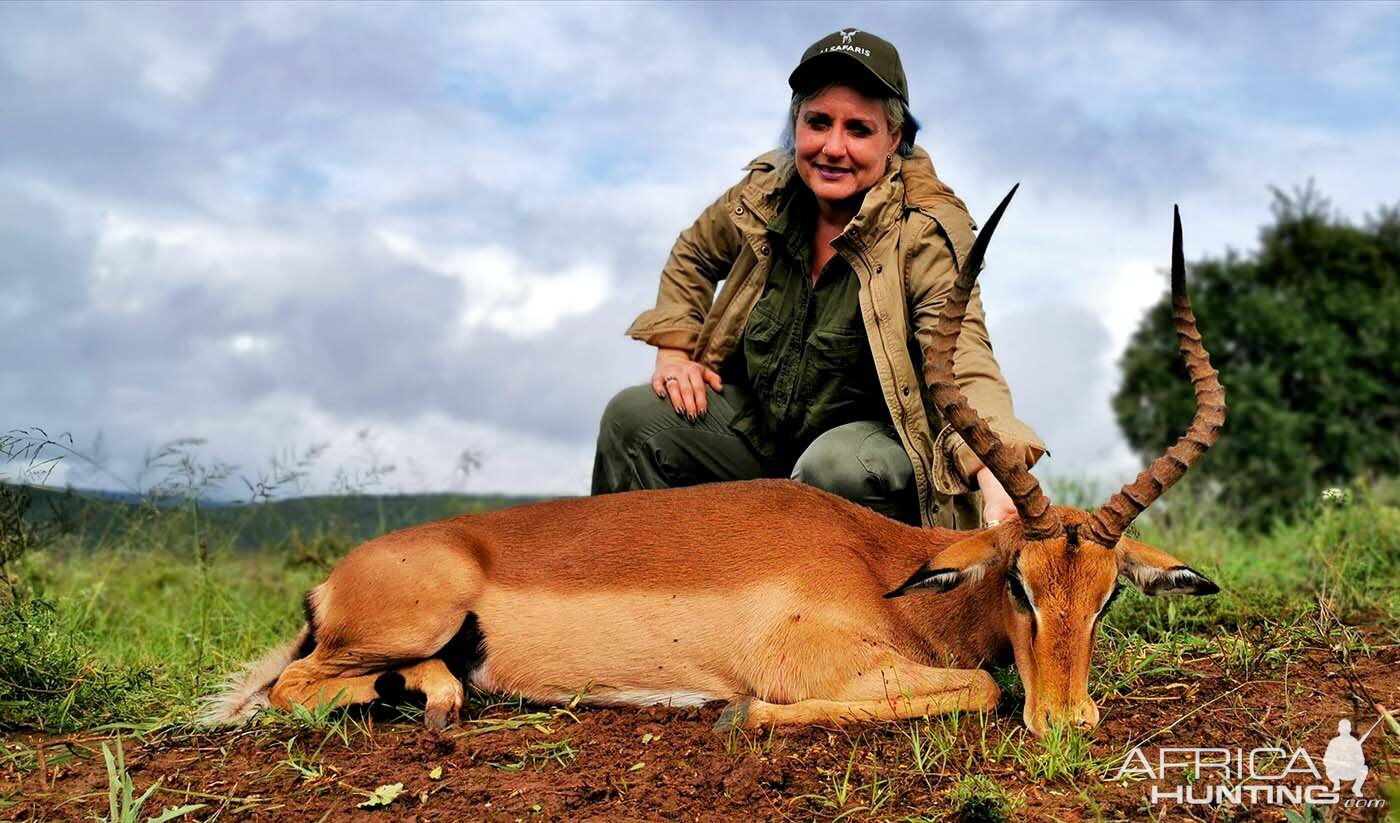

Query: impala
[{"left": 208, "top": 188, "right": 1225, "bottom": 736}]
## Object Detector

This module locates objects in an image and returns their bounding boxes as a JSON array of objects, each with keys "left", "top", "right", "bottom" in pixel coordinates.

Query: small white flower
[{"left": 1320, "top": 488, "right": 1351, "bottom": 505}]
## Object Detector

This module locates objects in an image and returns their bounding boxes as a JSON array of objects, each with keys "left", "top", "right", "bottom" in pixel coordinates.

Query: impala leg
[
  {"left": 268, "top": 655, "right": 388, "bottom": 714},
  {"left": 715, "top": 663, "right": 999, "bottom": 731},
  {"left": 379, "top": 658, "right": 465, "bottom": 729},
  {"left": 270, "top": 654, "right": 466, "bottom": 729}
]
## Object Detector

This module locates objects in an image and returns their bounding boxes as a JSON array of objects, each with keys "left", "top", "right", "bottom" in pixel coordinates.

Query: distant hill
[{"left": 5, "top": 483, "right": 555, "bottom": 552}]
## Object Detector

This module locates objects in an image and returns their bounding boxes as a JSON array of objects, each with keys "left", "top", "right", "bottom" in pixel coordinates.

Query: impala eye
[{"left": 1006, "top": 574, "right": 1032, "bottom": 611}]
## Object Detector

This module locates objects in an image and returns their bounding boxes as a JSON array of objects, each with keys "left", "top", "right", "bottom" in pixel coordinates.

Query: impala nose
[{"left": 1027, "top": 700, "right": 1100, "bottom": 737}]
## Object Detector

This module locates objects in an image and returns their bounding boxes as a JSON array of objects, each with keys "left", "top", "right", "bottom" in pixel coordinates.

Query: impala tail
[{"left": 200, "top": 595, "right": 318, "bottom": 725}]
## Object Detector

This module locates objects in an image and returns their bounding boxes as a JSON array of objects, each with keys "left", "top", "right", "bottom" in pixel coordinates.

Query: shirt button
[
  {"left": 760, "top": 245, "right": 770, "bottom": 256},
  {"left": 734, "top": 206, "right": 744, "bottom": 215},
  {"left": 875, "top": 264, "right": 883, "bottom": 273},
  {"left": 902, "top": 386, "right": 910, "bottom": 397},
  {"left": 932, "top": 504, "right": 941, "bottom": 513}
]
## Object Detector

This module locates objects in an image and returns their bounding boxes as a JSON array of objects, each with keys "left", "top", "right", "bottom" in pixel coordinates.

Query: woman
[{"left": 592, "top": 29, "right": 1044, "bottom": 528}]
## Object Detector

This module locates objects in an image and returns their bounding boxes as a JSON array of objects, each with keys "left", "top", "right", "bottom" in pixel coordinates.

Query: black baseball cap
[{"left": 788, "top": 28, "right": 908, "bottom": 104}]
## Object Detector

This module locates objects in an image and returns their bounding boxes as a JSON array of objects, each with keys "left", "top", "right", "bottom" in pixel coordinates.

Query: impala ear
[
  {"left": 1117, "top": 539, "right": 1220, "bottom": 597},
  {"left": 884, "top": 563, "right": 970, "bottom": 597},
  {"left": 885, "top": 534, "right": 998, "bottom": 598}
]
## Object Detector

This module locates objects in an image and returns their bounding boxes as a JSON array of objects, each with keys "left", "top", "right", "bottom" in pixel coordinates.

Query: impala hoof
[
  {"left": 424, "top": 706, "right": 455, "bottom": 730},
  {"left": 713, "top": 696, "right": 754, "bottom": 733},
  {"left": 424, "top": 693, "right": 462, "bottom": 730}
]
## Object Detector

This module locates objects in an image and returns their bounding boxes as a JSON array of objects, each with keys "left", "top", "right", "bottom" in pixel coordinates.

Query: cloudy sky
[{"left": 3, "top": 1, "right": 1398, "bottom": 500}]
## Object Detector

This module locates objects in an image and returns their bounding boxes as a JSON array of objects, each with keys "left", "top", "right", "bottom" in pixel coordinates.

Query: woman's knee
[
  {"left": 791, "top": 422, "right": 914, "bottom": 505},
  {"left": 792, "top": 425, "right": 876, "bottom": 500}
]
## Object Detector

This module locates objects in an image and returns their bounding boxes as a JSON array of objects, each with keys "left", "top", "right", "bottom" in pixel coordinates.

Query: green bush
[{"left": 0, "top": 599, "right": 148, "bottom": 732}]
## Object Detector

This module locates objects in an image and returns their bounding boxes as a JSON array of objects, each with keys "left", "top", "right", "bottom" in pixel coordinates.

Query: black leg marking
[
  {"left": 435, "top": 612, "right": 487, "bottom": 682},
  {"left": 295, "top": 592, "right": 319, "bottom": 659},
  {"left": 373, "top": 671, "right": 408, "bottom": 702}
]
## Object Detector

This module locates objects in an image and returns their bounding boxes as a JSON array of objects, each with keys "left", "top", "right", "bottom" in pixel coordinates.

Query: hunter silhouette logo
[
  {"left": 1112, "top": 707, "right": 1390, "bottom": 810},
  {"left": 839, "top": 28, "right": 858, "bottom": 44},
  {"left": 1325, "top": 717, "right": 1380, "bottom": 796}
]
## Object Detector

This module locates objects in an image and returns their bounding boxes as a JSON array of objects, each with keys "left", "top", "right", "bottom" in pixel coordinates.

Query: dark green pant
[{"left": 591, "top": 384, "right": 918, "bottom": 523}]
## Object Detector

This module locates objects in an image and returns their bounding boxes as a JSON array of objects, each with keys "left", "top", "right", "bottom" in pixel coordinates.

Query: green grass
[
  {"left": 1113, "top": 477, "right": 1400, "bottom": 633},
  {"left": 940, "top": 773, "right": 1023, "bottom": 822},
  {"left": 2, "top": 543, "right": 322, "bottom": 731}
]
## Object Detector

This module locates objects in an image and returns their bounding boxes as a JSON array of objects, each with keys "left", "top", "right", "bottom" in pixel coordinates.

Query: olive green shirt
[{"left": 730, "top": 187, "right": 891, "bottom": 463}]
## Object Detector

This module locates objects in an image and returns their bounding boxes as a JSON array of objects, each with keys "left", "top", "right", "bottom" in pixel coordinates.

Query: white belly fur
[{"left": 470, "top": 586, "right": 796, "bottom": 702}]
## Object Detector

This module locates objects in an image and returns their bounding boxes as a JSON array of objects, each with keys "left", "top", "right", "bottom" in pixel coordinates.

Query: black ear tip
[{"left": 1180, "top": 565, "right": 1219, "bottom": 596}]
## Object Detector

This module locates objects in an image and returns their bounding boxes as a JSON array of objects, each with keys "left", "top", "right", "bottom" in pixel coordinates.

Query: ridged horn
[
  {"left": 1084, "top": 207, "right": 1227, "bottom": 547},
  {"left": 924, "top": 184, "right": 1063, "bottom": 540}
]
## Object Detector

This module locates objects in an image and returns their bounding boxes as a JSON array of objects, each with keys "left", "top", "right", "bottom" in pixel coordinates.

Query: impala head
[{"left": 891, "top": 186, "right": 1227, "bottom": 737}]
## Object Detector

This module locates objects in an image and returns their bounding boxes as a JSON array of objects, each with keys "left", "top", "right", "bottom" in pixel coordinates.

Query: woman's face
[{"left": 794, "top": 84, "right": 901, "bottom": 210}]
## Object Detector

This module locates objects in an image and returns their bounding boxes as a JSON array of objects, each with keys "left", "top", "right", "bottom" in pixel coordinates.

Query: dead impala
[{"left": 208, "top": 188, "right": 1225, "bottom": 736}]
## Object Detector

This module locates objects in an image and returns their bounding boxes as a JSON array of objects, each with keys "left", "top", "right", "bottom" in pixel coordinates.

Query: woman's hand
[
  {"left": 652, "top": 347, "right": 723, "bottom": 420},
  {"left": 975, "top": 465, "right": 1018, "bottom": 526}
]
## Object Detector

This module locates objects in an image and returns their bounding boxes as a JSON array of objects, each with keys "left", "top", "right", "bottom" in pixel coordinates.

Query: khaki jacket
[{"left": 626, "top": 147, "right": 1045, "bottom": 528}]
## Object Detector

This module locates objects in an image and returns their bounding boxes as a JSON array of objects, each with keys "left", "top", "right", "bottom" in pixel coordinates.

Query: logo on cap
[{"left": 820, "top": 28, "right": 871, "bottom": 58}]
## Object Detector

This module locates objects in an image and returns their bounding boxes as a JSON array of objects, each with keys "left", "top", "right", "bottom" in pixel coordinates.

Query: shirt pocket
[
  {"left": 802, "top": 327, "right": 883, "bottom": 428},
  {"left": 743, "top": 303, "right": 784, "bottom": 362},
  {"left": 806, "top": 328, "right": 865, "bottom": 372},
  {"left": 744, "top": 303, "right": 783, "bottom": 344},
  {"left": 742, "top": 303, "right": 785, "bottom": 393}
]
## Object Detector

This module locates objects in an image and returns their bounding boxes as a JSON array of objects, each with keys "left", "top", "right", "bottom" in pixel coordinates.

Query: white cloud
[
  {"left": 138, "top": 35, "right": 214, "bottom": 100},
  {"left": 89, "top": 210, "right": 332, "bottom": 314},
  {"left": 372, "top": 230, "right": 611, "bottom": 338},
  {"left": 228, "top": 333, "right": 275, "bottom": 355}
]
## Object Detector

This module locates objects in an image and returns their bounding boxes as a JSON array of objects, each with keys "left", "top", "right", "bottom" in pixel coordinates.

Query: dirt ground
[{"left": 4, "top": 638, "right": 1397, "bottom": 822}]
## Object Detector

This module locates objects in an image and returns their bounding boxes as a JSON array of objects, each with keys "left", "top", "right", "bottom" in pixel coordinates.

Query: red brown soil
[{"left": 4, "top": 636, "right": 1397, "bottom": 822}]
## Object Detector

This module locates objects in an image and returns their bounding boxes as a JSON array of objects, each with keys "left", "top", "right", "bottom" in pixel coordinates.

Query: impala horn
[
  {"left": 1083, "top": 207, "right": 1227, "bottom": 547},
  {"left": 925, "top": 184, "right": 1063, "bottom": 540}
]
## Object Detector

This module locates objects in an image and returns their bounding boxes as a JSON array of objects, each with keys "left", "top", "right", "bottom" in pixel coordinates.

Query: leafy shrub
[{"left": 0, "top": 599, "right": 148, "bottom": 731}]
